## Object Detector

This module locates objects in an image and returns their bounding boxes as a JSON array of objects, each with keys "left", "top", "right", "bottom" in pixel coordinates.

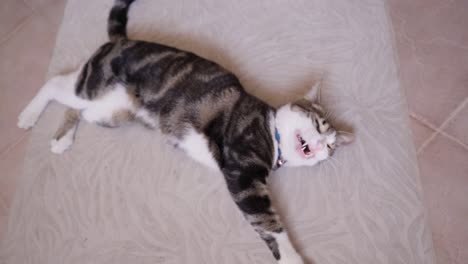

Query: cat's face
[{"left": 275, "top": 85, "right": 353, "bottom": 167}]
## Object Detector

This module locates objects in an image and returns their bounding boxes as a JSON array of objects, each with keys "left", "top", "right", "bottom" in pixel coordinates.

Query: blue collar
[{"left": 273, "top": 127, "right": 286, "bottom": 170}]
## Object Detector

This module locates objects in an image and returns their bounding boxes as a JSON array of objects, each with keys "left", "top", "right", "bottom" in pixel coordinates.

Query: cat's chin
[{"left": 284, "top": 157, "right": 321, "bottom": 168}]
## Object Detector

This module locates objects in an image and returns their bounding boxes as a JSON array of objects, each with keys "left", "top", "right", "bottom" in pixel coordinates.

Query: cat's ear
[
  {"left": 304, "top": 80, "right": 321, "bottom": 103},
  {"left": 336, "top": 131, "right": 354, "bottom": 146}
]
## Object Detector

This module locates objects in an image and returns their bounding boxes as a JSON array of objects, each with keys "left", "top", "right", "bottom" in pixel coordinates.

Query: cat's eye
[
  {"left": 314, "top": 119, "right": 320, "bottom": 131},
  {"left": 315, "top": 118, "right": 328, "bottom": 133},
  {"left": 327, "top": 144, "right": 335, "bottom": 156}
]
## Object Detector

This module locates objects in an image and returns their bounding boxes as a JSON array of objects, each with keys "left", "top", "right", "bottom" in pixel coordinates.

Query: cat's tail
[{"left": 108, "top": 0, "right": 136, "bottom": 42}]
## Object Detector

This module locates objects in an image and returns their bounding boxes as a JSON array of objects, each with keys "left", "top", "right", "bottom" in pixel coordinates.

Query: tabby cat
[{"left": 17, "top": 0, "right": 354, "bottom": 263}]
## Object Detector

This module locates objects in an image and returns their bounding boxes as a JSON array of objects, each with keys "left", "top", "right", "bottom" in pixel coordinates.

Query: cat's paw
[
  {"left": 17, "top": 108, "right": 41, "bottom": 129},
  {"left": 50, "top": 138, "right": 73, "bottom": 154}
]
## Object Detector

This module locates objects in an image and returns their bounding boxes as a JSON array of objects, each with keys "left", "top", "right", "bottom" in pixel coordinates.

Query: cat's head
[{"left": 275, "top": 82, "right": 354, "bottom": 167}]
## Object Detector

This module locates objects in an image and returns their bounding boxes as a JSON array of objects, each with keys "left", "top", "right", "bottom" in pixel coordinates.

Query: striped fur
[
  {"left": 74, "top": 36, "right": 289, "bottom": 258},
  {"left": 108, "top": 0, "right": 135, "bottom": 42}
]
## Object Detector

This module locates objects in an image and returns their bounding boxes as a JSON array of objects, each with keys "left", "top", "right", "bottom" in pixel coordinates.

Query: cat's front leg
[
  {"left": 223, "top": 165, "right": 304, "bottom": 263},
  {"left": 18, "top": 67, "right": 84, "bottom": 130}
]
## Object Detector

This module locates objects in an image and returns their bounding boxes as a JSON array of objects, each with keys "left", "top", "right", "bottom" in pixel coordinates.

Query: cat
[{"left": 17, "top": 0, "right": 354, "bottom": 263}]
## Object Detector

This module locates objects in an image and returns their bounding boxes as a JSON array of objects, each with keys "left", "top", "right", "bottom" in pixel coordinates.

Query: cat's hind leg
[
  {"left": 50, "top": 108, "right": 80, "bottom": 154},
  {"left": 17, "top": 67, "right": 88, "bottom": 129}
]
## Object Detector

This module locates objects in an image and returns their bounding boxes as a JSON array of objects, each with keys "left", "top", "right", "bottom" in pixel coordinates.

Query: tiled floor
[
  {"left": 0, "top": 0, "right": 467, "bottom": 263},
  {"left": 388, "top": 1, "right": 468, "bottom": 263}
]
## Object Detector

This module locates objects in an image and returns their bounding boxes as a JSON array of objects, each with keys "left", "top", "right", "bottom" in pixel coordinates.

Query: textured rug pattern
[{"left": 0, "top": 0, "right": 435, "bottom": 263}]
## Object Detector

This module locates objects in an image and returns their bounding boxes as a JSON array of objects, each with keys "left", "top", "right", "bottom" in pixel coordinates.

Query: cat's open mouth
[{"left": 296, "top": 134, "right": 315, "bottom": 158}]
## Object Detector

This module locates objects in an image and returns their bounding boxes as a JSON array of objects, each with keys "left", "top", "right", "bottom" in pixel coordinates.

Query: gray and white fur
[{"left": 17, "top": 0, "right": 354, "bottom": 263}]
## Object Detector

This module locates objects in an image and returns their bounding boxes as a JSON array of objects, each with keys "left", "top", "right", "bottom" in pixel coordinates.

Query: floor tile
[
  {"left": 24, "top": 0, "right": 60, "bottom": 9},
  {"left": 0, "top": 0, "right": 33, "bottom": 40},
  {"left": 0, "top": 136, "right": 29, "bottom": 240},
  {"left": 409, "top": 117, "right": 434, "bottom": 149},
  {"left": 388, "top": 0, "right": 468, "bottom": 46},
  {"left": 409, "top": 43, "right": 468, "bottom": 126},
  {"left": 0, "top": 14, "right": 59, "bottom": 153},
  {"left": 444, "top": 101, "right": 468, "bottom": 147},
  {"left": 388, "top": 0, "right": 468, "bottom": 127},
  {"left": 418, "top": 135, "right": 468, "bottom": 264},
  {"left": 25, "top": 0, "right": 67, "bottom": 28}
]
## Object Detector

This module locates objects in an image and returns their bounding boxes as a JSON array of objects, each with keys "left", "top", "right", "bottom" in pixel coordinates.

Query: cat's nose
[
  {"left": 318, "top": 137, "right": 327, "bottom": 146},
  {"left": 311, "top": 138, "right": 326, "bottom": 151}
]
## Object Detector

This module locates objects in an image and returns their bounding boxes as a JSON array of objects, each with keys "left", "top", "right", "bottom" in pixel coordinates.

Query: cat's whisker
[
  {"left": 327, "top": 158, "right": 338, "bottom": 173},
  {"left": 329, "top": 156, "right": 342, "bottom": 167}
]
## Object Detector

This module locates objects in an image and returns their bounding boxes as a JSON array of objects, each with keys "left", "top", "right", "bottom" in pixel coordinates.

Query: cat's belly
[{"left": 176, "top": 128, "right": 219, "bottom": 170}]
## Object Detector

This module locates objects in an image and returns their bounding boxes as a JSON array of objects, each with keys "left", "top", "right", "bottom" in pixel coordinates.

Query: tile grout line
[
  {"left": 0, "top": 133, "right": 29, "bottom": 160},
  {"left": 0, "top": 17, "right": 30, "bottom": 46},
  {"left": 439, "top": 130, "right": 468, "bottom": 150},
  {"left": 22, "top": 0, "right": 63, "bottom": 29},
  {"left": 416, "top": 97, "right": 468, "bottom": 154},
  {"left": 21, "top": 0, "right": 38, "bottom": 14},
  {"left": 410, "top": 113, "right": 438, "bottom": 131},
  {"left": 0, "top": 0, "right": 37, "bottom": 45},
  {"left": 412, "top": 115, "right": 440, "bottom": 155}
]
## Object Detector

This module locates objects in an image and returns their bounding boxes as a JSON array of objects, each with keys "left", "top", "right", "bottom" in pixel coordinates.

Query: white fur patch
[
  {"left": 81, "top": 84, "right": 135, "bottom": 124},
  {"left": 273, "top": 232, "right": 304, "bottom": 264},
  {"left": 135, "top": 109, "right": 157, "bottom": 128},
  {"left": 178, "top": 129, "right": 218, "bottom": 170}
]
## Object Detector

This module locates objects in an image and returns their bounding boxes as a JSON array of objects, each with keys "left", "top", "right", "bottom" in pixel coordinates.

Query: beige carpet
[{"left": 0, "top": 0, "right": 435, "bottom": 263}]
